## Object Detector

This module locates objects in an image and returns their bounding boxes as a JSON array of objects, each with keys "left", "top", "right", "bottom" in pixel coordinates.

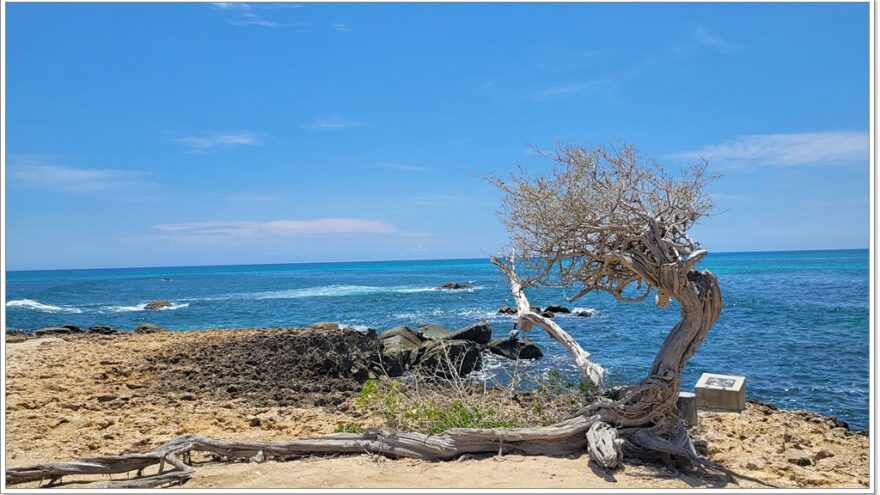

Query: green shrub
[{"left": 334, "top": 422, "right": 365, "bottom": 433}]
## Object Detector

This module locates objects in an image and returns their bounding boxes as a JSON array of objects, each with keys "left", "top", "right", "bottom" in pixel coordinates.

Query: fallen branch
[
  {"left": 7, "top": 416, "right": 595, "bottom": 488},
  {"left": 490, "top": 254, "right": 605, "bottom": 389}
]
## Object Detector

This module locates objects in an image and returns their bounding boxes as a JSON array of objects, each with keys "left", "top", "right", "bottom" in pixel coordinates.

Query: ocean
[{"left": 4, "top": 249, "right": 870, "bottom": 430}]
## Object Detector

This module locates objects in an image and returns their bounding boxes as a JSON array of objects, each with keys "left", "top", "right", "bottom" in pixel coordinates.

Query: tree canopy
[{"left": 490, "top": 143, "right": 717, "bottom": 306}]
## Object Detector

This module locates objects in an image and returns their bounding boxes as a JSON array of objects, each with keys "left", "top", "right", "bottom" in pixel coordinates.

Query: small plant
[{"left": 334, "top": 422, "right": 365, "bottom": 433}]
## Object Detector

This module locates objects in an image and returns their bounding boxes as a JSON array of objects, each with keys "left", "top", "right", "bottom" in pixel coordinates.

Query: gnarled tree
[
  {"left": 6, "top": 142, "right": 729, "bottom": 489},
  {"left": 489, "top": 142, "right": 722, "bottom": 468}
]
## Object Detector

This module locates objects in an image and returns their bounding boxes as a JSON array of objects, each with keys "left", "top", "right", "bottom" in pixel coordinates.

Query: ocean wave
[
  {"left": 100, "top": 302, "right": 190, "bottom": 313},
  {"left": 5, "top": 299, "right": 83, "bottom": 314},
  {"left": 339, "top": 323, "right": 374, "bottom": 333},
  {"left": 249, "top": 285, "right": 446, "bottom": 300},
  {"left": 571, "top": 307, "right": 596, "bottom": 315}
]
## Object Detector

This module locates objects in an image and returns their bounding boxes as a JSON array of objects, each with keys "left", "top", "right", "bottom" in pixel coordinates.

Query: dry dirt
[{"left": 4, "top": 330, "right": 870, "bottom": 489}]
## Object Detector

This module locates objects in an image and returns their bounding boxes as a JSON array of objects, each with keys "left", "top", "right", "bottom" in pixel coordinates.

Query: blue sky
[{"left": 5, "top": 2, "right": 870, "bottom": 270}]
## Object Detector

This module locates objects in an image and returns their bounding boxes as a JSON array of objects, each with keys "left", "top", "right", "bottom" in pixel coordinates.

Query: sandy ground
[{"left": 4, "top": 331, "right": 870, "bottom": 489}]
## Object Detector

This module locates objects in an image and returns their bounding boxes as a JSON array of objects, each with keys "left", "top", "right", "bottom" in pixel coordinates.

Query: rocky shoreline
[{"left": 4, "top": 325, "right": 870, "bottom": 488}]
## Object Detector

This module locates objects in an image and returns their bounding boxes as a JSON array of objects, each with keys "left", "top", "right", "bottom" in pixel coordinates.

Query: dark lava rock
[
  {"left": 61, "top": 324, "right": 86, "bottom": 333},
  {"left": 447, "top": 321, "right": 492, "bottom": 345},
  {"left": 134, "top": 323, "right": 165, "bottom": 334},
  {"left": 497, "top": 306, "right": 518, "bottom": 315},
  {"left": 543, "top": 305, "right": 571, "bottom": 314},
  {"left": 438, "top": 282, "right": 473, "bottom": 290},
  {"left": 142, "top": 327, "right": 383, "bottom": 409},
  {"left": 33, "top": 326, "right": 74, "bottom": 336},
  {"left": 488, "top": 338, "right": 543, "bottom": 360},
  {"left": 418, "top": 323, "right": 451, "bottom": 340},
  {"left": 415, "top": 339, "right": 482, "bottom": 378},
  {"left": 144, "top": 300, "right": 171, "bottom": 310},
  {"left": 89, "top": 326, "right": 119, "bottom": 335},
  {"left": 573, "top": 310, "right": 593, "bottom": 317}
]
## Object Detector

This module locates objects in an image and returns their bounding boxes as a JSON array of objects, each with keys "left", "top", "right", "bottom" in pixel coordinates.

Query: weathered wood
[
  {"left": 6, "top": 416, "right": 597, "bottom": 488},
  {"left": 586, "top": 421, "right": 624, "bottom": 469},
  {"left": 490, "top": 254, "right": 605, "bottom": 389}
]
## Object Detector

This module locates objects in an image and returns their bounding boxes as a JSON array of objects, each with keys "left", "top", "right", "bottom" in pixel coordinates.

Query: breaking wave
[
  {"left": 101, "top": 302, "right": 190, "bottom": 313},
  {"left": 5, "top": 299, "right": 83, "bottom": 314}
]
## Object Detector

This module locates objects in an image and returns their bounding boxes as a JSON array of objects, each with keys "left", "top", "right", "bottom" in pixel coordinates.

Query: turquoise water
[{"left": 5, "top": 249, "right": 870, "bottom": 430}]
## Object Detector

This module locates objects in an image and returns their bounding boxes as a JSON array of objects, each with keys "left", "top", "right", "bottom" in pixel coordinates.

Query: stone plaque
[{"left": 695, "top": 373, "right": 746, "bottom": 412}]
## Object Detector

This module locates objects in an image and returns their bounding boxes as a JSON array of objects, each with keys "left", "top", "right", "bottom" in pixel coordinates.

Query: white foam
[
  {"left": 100, "top": 302, "right": 189, "bottom": 313},
  {"left": 571, "top": 307, "right": 596, "bottom": 315},
  {"left": 249, "top": 285, "right": 442, "bottom": 299},
  {"left": 339, "top": 323, "right": 373, "bottom": 333},
  {"left": 5, "top": 299, "right": 83, "bottom": 314}
]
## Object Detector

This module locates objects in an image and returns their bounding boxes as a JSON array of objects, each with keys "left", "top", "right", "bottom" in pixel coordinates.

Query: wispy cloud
[
  {"left": 331, "top": 23, "right": 351, "bottom": 32},
  {"left": 672, "top": 131, "right": 868, "bottom": 168},
  {"left": 212, "top": 3, "right": 305, "bottom": 28},
  {"left": 211, "top": 2, "right": 251, "bottom": 10},
  {"left": 673, "top": 27, "right": 742, "bottom": 60},
  {"left": 692, "top": 27, "right": 742, "bottom": 53},
  {"left": 231, "top": 11, "right": 281, "bottom": 27},
  {"left": 8, "top": 157, "right": 150, "bottom": 194},
  {"left": 535, "top": 78, "right": 613, "bottom": 98},
  {"left": 534, "top": 60, "right": 653, "bottom": 100},
  {"left": 172, "top": 131, "right": 260, "bottom": 152},
  {"left": 153, "top": 218, "right": 395, "bottom": 238},
  {"left": 378, "top": 163, "right": 432, "bottom": 173},
  {"left": 302, "top": 115, "right": 366, "bottom": 131}
]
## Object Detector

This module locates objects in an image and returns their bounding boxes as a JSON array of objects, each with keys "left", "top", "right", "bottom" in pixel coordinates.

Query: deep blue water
[{"left": 4, "top": 249, "right": 870, "bottom": 430}]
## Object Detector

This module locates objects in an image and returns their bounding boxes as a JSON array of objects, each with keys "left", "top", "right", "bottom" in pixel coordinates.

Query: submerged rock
[
  {"left": 488, "top": 338, "right": 543, "bottom": 360},
  {"left": 144, "top": 300, "right": 171, "bottom": 310},
  {"left": 447, "top": 321, "right": 492, "bottom": 345},
  {"left": 497, "top": 306, "right": 518, "bottom": 315},
  {"left": 437, "top": 282, "right": 473, "bottom": 290},
  {"left": 544, "top": 305, "right": 571, "bottom": 314},
  {"left": 573, "top": 310, "right": 593, "bottom": 317}
]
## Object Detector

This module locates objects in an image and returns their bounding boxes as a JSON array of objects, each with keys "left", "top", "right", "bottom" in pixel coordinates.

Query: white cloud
[
  {"left": 378, "top": 163, "right": 432, "bottom": 173},
  {"left": 211, "top": 2, "right": 251, "bottom": 10},
  {"left": 230, "top": 11, "right": 280, "bottom": 27},
  {"left": 8, "top": 158, "right": 148, "bottom": 194},
  {"left": 172, "top": 131, "right": 260, "bottom": 152},
  {"left": 331, "top": 23, "right": 351, "bottom": 32},
  {"left": 692, "top": 27, "right": 741, "bottom": 53},
  {"left": 302, "top": 116, "right": 366, "bottom": 131},
  {"left": 672, "top": 131, "right": 868, "bottom": 168},
  {"left": 153, "top": 218, "right": 395, "bottom": 238}
]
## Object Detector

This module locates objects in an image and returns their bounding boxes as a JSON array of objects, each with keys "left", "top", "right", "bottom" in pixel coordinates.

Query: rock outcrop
[
  {"left": 437, "top": 282, "right": 473, "bottom": 290},
  {"left": 144, "top": 300, "right": 171, "bottom": 310},
  {"left": 488, "top": 337, "right": 543, "bottom": 360}
]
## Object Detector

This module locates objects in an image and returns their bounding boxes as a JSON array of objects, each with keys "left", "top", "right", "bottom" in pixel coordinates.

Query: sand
[{"left": 4, "top": 331, "right": 870, "bottom": 489}]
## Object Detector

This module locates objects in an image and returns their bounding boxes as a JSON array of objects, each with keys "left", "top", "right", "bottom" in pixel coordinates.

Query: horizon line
[{"left": 4, "top": 246, "right": 870, "bottom": 273}]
